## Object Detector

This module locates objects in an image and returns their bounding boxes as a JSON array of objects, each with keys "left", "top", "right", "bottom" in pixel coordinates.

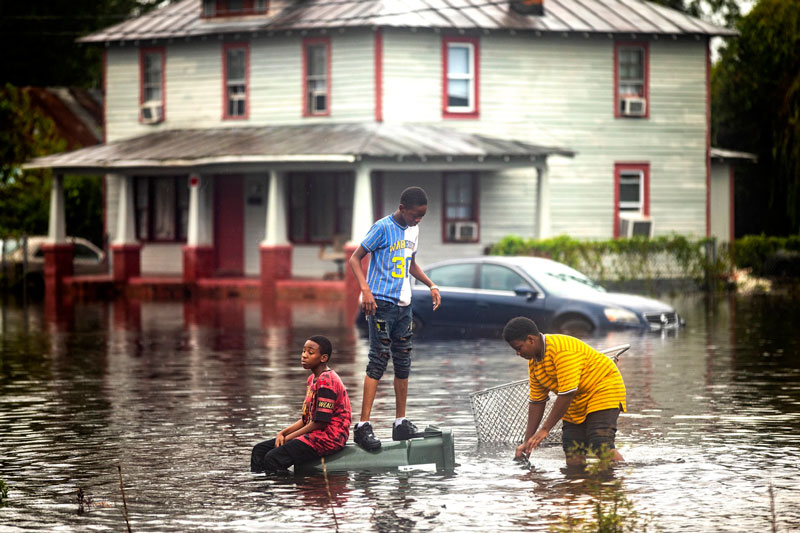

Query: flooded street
[{"left": 1, "top": 293, "right": 799, "bottom": 532}]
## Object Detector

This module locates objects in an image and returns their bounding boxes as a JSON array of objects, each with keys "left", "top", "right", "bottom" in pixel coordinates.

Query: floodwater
[{"left": 1, "top": 293, "right": 799, "bottom": 532}]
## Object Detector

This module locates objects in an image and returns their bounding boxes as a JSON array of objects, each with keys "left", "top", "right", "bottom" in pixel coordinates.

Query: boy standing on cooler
[{"left": 348, "top": 186, "right": 441, "bottom": 450}]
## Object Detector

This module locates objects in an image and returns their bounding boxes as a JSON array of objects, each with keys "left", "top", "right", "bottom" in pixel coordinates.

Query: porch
[{"left": 26, "top": 122, "right": 573, "bottom": 304}]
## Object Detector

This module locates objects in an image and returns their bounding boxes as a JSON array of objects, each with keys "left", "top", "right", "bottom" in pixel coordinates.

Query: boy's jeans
[{"left": 366, "top": 299, "right": 413, "bottom": 380}]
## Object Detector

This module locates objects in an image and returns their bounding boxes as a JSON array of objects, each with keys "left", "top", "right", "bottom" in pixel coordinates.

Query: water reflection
[{"left": 0, "top": 293, "right": 799, "bottom": 531}]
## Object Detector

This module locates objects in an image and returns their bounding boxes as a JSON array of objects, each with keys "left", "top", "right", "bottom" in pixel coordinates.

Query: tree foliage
[
  {"left": 0, "top": 84, "right": 65, "bottom": 237},
  {"left": 712, "top": 0, "right": 800, "bottom": 236},
  {"left": 649, "top": 0, "right": 741, "bottom": 28},
  {"left": 0, "top": 1, "right": 171, "bottom": 87}
]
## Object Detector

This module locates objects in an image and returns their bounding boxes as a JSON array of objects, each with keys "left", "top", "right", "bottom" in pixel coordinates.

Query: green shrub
[{"left": 0, "top": 477, "right": 8, "bottom": 503}]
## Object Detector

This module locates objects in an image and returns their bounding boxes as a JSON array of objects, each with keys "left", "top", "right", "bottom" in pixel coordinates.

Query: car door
[
  {"left": 476, "top": 263, "right": 551, "bottom": 332},
  {"left": 412, "top": 262, "right": 478, "bottom": 331}
]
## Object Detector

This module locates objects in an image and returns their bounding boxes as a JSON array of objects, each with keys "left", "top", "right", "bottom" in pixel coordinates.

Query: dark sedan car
[{"left": 409, "top": 256, "right": 683, "bottom": 337}]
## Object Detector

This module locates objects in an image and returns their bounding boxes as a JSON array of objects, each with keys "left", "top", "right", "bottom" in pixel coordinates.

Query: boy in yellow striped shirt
[{"left": 503, "top": 316, "right": 626, "bottom": 466}]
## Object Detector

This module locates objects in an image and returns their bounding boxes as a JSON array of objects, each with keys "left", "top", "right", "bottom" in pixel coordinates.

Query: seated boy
[
  {"left": 502, "top": 317, "right": 626, "bottom": 466},
  {"left": 251, "top": 335, "right": 352, "bottom": 473}
]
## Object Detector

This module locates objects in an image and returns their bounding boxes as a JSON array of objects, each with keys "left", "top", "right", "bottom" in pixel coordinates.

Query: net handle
[{"left": 599, "top": 343, "right": 631, "bottom": 363}]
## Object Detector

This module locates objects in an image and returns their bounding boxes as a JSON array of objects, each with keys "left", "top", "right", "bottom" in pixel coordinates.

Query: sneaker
[
  {"left": 354, "top": 422, "right": 381, "bottom": 451},
  {"left": 392, "top": 419, "right": 424, "bottom": 441}
]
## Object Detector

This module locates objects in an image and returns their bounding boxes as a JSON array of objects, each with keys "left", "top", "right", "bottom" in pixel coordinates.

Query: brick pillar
[
  {"left": 183, "top": 245, "right": 215, "bottom": 283},
  {"left": 42, "top": 242, "right": 73, "bottom": 297},
  {"left": 260, "top": 244, "right": 292, "bottom": 300},
  {"left": 111, "top": 243, "right": 141, "bottom": 282}
]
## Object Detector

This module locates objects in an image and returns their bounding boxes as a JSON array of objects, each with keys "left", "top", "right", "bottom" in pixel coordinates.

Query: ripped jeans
[{"left": 366, "top": 299, "right": 413, "bottom": 380}]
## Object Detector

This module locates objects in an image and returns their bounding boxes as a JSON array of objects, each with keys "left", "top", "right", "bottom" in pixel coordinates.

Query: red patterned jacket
[{"left": 297, "top": 369, "right": 352, "bottom": 455}]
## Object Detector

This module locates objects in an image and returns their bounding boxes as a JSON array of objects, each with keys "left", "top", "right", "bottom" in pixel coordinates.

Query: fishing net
[{"left": 469, "top": 344, "right": 630, "bottom": 444}]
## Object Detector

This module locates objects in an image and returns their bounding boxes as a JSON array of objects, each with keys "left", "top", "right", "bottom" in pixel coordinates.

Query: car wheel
[
  {"left": 24, "top": 273, "right": 44, "bottom": 299},
  {"left": 557, "top": 316, "right": 594, "bottom": 337},
  {"left": 412, "top": 315, "right": 423, "bottom": 334}
]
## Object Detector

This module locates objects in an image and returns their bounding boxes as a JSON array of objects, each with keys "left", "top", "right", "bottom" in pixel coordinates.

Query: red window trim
[
  {"left": 222, "top": 42, "right": 250, "bottom": 120},
  {"left": 374, "top": 28, "right": 383, "bottom": 122},
  {"left": 302, "top": 37, "right": 331, "bottom": 117},
  {"left": 201, "top": 0, "right": 268, "bottom": 18},
  {"left": 442, "top": 36, "right": 480, "bottom": 119},
  {"left": 613, "top": 162, "right": 650, "bottom": 238},
  {"left": 613, "top": 41, "right": 649, "bottom": 119},
  {"left": 441, "top": 172, "right": 480, "bottom": 243},
  {"left": 139, "top": 46, "right": 166, "bottom": 123}
]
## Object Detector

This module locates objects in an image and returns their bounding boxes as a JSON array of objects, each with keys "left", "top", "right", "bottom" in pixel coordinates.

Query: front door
[{"left": 214, "top": 175, "right": 244, "bottom": 276}]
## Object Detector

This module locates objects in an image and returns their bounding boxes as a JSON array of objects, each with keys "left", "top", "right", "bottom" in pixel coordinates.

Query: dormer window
[{"left": 202, "top": 0, "right": 267, "bottom": 17}]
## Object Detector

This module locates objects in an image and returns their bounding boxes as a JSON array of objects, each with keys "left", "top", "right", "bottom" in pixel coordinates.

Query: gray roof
[
  {"left": 25, "top": 122, "right": 574, "bottom": 173},
  {"left": 80, "top": 0, "right": 736, "bottom": 43}
]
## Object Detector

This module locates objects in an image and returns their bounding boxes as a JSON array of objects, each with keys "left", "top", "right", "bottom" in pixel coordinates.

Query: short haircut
[
  {"left": 400, "top": 186, "right": 428, "bottom": 209},
  {"left": 503, "top": 317, "right": 540, "bottom": 343},
  {"left": 307, "top": 335, "right": 333, "bottom": 359}
]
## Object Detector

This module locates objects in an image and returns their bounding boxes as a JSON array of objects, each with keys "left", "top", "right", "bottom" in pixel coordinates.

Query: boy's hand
[
  {"left": 431, "top": 287, "right": 441, "bottom": 311},
  {"left": 515, "top": 429, "right": 549, "bottom": 459},
  {"left": 275, "top": 433, "right": 286, "bottom": 447},
  {"left": 361, "top": 289, "right": 377, "bottom": 315}
]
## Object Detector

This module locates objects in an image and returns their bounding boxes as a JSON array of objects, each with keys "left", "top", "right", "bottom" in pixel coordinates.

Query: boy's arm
[
  {"left": 409, "top": 259, "right": 441, "bottom": 311},
  {"left": 284, "top": 421, "right": 328, "bottom": 442},
  {"left": 516, "top": 392, "right": 576, "bottom": 459},
  {"left": 348, "top": 245, "right": 376, "bottom": 315},
  {"left": 515, "top": 402, "right": 546, "bottom": 459},
  {"left": 277, "top": 419, "right": 304, "bottom": 446}
]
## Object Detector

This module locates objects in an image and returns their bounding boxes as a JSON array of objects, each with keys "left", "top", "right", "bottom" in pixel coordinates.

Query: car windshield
[{"left": 520, "top": 262, "right": 606, "bottom": 296}]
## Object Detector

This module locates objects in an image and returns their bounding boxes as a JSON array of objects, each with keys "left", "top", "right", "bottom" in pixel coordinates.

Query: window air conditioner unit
[
  {"left": 620, "top": 96, "right": 647, "bottom": 117},
  {"left": 140, "top": 101, "right": 163, "bottom": 124},
  {"left": 619, "top": 213, "right": 654, "bottom": 238},
  {"left": 450, "top": 221, "right": 478, "bottom": 241}
]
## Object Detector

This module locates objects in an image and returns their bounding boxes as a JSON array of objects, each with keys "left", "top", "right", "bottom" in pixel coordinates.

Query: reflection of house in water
[{"left": 26, "top": 0, "right": 739, "bottom": 307}]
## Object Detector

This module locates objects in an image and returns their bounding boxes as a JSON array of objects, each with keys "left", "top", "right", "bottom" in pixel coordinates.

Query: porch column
[
  {"left": 260, "top": 171, "right": 292, "bottom": 299},
  {"left": 536, "top": 165, "right": 551, "bottom": 239},
  {"left": 183, "top": 174, "right": 215, "bottom": 283},
  {"left": 345, "top": 164, "right": 374, "bottom": 307},
  {"left": 111, "top": 174, "right": 141, "bottom": 282},
  {"left": 43, "top": 173, "right": 73, "bottom": 296}
]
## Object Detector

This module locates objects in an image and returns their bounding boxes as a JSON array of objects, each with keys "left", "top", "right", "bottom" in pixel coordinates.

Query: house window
[
  {"left": 614, "top": 163, "right": 650, "bottom": 238},
  {"left": 443, "top": 37, "right": 479, "bottom": 118},
  {"left": 443, "top": 172, "right": 479, "bottom": 243},
  {"left": 134, "top": 177, "right": 190, "bottom": 242},
  {"left": 139, "top": 47, "right": 165, "bottom": 123},
  {"left": 614, "top": 42, "right": 649, "bottom": 118},
  {"left": 202, "top": 0, "right": 267, "bottom": 17},
  {"left": 288, "top": 173, "right": 353, "bottom": 243},
  {"left": 223, "top": 43, "right": 248, "bottom": 119},
  {"left": 303, "top": 38, "right": 330, "bottom": 116}
]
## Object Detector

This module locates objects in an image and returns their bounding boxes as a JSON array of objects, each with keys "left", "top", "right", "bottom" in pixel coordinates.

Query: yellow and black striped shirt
[{"left": 528, "top": 334, "right": 626, "bottom": 424}]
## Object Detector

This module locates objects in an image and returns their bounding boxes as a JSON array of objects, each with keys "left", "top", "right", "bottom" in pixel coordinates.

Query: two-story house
[{"left": 28, "top": 0, "right": 736, "bottom": 299}]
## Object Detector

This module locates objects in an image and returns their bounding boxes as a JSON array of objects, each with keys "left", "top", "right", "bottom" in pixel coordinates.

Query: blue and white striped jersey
[{"left": 360, "top": 214, "right": 420, "bottom": 306}]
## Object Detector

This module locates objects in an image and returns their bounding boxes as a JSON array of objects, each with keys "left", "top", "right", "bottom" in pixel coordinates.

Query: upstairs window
[
  {"left": 134, "top": 176, "right": 190, "bottom": 242},
  {"left": 139, "top": 47, "right": 165, "bottom": 124},
  {"left": 203, "top": 0, "right": 267, "bottom": 17},
  {"left": 614, "top": 42, "right": 649, "bottom": 118},
  {"left": 614, "top": 163, "right": 650, "bottom": 238},
  {"left": 443, "top": 37, "right": 479, "bottom": 118},
  {"left": 443, "top": 172, "right": 479, "bottom": 243},
  {"left": 223, "top": 43, "right": 249, "bottom": 119},
  {"left": 303, "top": 38, "right": 330, "bottom": 116}
]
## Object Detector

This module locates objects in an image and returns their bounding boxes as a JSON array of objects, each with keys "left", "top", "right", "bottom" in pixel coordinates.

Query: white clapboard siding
[
  {"left": 380, "top": 31, "right": 708, "bottom": 242},
  {"left": 140, "top": 243, "right": 183, "bottom": 274},
  {"left": 106, "top": 31, "right": 375, "bottom": 141}
]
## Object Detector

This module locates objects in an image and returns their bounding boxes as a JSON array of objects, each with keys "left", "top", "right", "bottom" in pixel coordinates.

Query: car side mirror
[{"left": 514, "top": 286, "right": 538, "bottom": 301}]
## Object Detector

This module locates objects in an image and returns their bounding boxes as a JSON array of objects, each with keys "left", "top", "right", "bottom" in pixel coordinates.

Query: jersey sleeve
[
  {"left": 360, "top": 222, "right": 386, "bottom": 253},
  {"left": 311, "top": 374, "right": 336, "bottom": 423}
]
